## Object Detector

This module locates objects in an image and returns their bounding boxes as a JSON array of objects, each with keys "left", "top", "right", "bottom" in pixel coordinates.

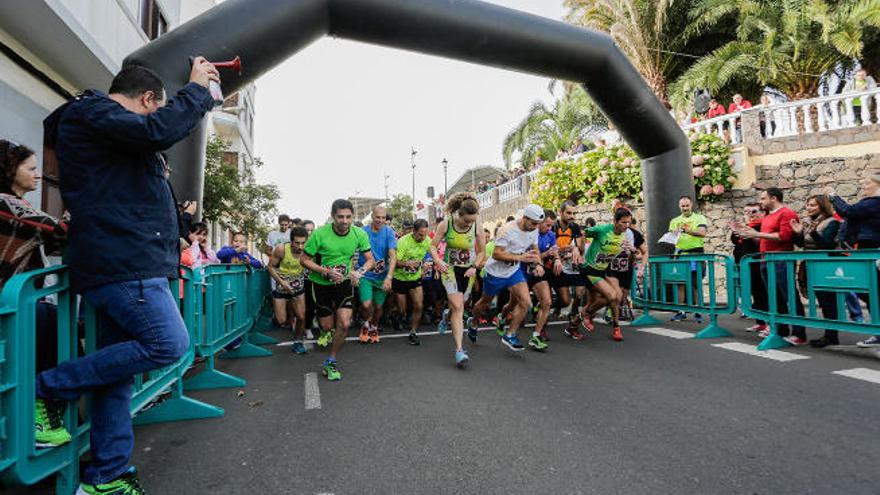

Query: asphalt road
[{"left": 13, "top": 314, "right": 880, "bottom": 494}]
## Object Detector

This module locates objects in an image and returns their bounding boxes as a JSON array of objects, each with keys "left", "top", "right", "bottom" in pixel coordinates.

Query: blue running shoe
[
  {"left": 291, "top": 341, "right": 307, "bottom": 355},
  {"left": 501, "top": 333, "right": 524, "bottom": 351},
  {"left": 466, "top": 317, "right": 478, "bottom": 343},
  {"left": 694, "top": 313, "right": 704, "bottom": 324},
  {"left": 438, "top": 309, "right": 450, "bottom": 334},
  {"left": 455, "top": 349, "right": 469, "bottom": 368},
  {"left": 670, "top": 311, "right": 688, "bottom": 322}
]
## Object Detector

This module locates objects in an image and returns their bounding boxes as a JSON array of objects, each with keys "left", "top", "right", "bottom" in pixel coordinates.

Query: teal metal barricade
[
  {"left": 183, "top": 264, "right": 271, "bottom": 391},
  {"left": 630, "top": 254, "right": 737, "bottom": 338},
  {"left": 246, "top": 268, "right": 277, "bottom": 345},
  {"left": 740, "top": 250, "right": 880, "bottom": 350},
  {"left": 0, "top": 266, "right": 222, "bottom": 494}
]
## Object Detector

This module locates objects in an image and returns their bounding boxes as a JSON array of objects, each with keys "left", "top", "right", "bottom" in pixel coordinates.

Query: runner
[
  {"left": 357, "top": 206, "right": 397, "bottom": 345},
  {"left": 529, "top": 210, "right": 563, "bottom": 347},
  {"left": 471, "top": 204, "right": 545, "bottom": 352},
  {"left": 393, "top": 219, "right": 443, "bottom": 345},
  {"left": 605, "top": 216, "right": 648, "bottom": 323},
  {"left": 267, "top": 227, "right": 310, "bottom": 354},
  {"left": 552, "top": 200, "right": 588, "bottom": 341},
  {"left": 577, "top": 208, "right": 635, "bottom": 342},
  {"left": 432, "top": 193, "right": 484, "bottom": 367},
  {"left": 300, "top": 199, "right": 375, "bottom": 381}
]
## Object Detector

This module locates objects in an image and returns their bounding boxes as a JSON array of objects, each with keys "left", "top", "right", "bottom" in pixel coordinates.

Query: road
[{"left": 119, "top": 314, "right": 880, "bottom": 495}]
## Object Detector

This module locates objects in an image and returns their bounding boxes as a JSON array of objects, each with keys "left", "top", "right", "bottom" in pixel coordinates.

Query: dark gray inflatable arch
[{"left": 125, "top": 0, "right": 693, "bottom": 250}]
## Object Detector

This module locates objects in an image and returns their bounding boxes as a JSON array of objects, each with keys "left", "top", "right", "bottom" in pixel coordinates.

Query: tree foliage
[
  {"left": 386, "top": 194, "right": 414, "bottom": 231},
  {"left": 203, "top": 135, "right": 281, "bottom": 244}
]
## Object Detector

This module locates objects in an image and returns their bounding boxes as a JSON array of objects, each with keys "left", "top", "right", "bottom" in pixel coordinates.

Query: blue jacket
[
  {"left": 832, "top": 195, "right": 880, "bottom": 245},
  {"left": 46, "top": 83, "right": 214, "bottom": 291},
  {"left": 216, "top": 246, "right": 264, "bottom": 268}
]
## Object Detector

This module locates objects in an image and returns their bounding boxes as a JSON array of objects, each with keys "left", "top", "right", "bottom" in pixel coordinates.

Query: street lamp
[
  {"left": 442, "top": 158, "right": 448, "bottom": 197},
  {"left": 410, "top": 147, "right": 417, "bottom": 218}
]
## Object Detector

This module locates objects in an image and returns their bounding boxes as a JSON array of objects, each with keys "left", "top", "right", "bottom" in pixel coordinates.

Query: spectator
[
  {"left": 184, "top": 222, "right": 219, "bottom": 268},
  {"left": 668, "top": 196, "right": 709, "bottom": 323},
  {"left": 728, "top": 93, "right": 752, "bottom": 142},
  {"left": 177, "top": 200, "right": 198, "bottom": 240},
  {"left": 302, "top": 219, "right": 316, "bottom": 237},
  {"left": 0, "top": 139, "right": 67, "bottom": 379},
  {"left": 758, "top": 94, "right": 776, "bottom": 138},
  {"left": 827, "top": 172, "right": 880, "bottom": 347},
  {"left": 730, "top": 203, "right": 767, "bottom": 332},
  {"left": 706, "top": 98, "right": 727, "bottom": 119},
  {"left": 217, "top": 232, "right": 264, "bottom": 268},
  {"left": 843, "top": 69, "right": 877, "bottom": 125},
  {"left": 790, "top": 195, "right": 840, "bottom": 347},
  {"left": 736, "top": 187, "right": 806, "bottom": 345},
  {"left": 572, "top": 137, "right": 588, "bottom": 154},
  {"left": 36, "top": 59, "right": 219, "bottom": 491}
]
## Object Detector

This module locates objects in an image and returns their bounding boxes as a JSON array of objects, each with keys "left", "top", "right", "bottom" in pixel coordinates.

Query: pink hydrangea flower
[
  {"left": 598, "top": 157, "right": 610, "bottom": 167},
  {"left": 693, "top": 167, "right": 705, "bottom": 177},
  {"left": 699, "top": 185, "right": 713, "bottom": 196},
  {"left": 692, "top": 155, "right": 705, "bottom": 166},
  {"left": 713, "top": 184, "right": 725, "bottom": 195}
]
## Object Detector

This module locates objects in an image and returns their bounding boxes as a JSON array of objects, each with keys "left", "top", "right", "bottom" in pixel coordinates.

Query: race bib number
[
  {"left": 371, "top": 259, "right": 387, "bottom": 274},
  {"left": 423, "top": 261, "right": 434, "bottom": 278},
  {"left": 447, "top": 248, "right": 471, "bottom": 265},
  {"left": 324, "top": 264, "right": 347, "bottom": 279},
  {"left": 279, "top": 275, "right": 304, "bottom": 293},
  {"left": 403, "top": 260, "right": 422, "bottom": 274},
  {"left": 610, "top": 256, "right": 630, "bottom": 272}
]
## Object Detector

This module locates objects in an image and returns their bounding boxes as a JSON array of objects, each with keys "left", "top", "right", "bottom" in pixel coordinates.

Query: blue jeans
[{"left": 35, "top": 278, "right": 188, "bottom": 484}]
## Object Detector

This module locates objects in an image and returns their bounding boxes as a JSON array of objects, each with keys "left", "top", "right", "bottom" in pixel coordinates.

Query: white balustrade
[
  {"left": 681, "top": 87, "right": 880, "bottom": 143},
  {"left": 497, "top": 177, "right": 524, "bottom": 203},
  {"left": 477, "top": 190, "right": 494, "bottom": 209}
]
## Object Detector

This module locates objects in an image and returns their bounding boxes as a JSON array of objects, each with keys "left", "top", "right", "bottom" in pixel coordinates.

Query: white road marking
[
  {"left": 637, "top": 327, "right": 695, "bottom": 339},
  {"left": 711, "top": 342, "right": 811, "bottom": 362},
  {"left": 832, "top": 368, "right": 880, "bottom": 385},
  {"left": 304, "top": 373, "right": 321, "bottom": 410}
]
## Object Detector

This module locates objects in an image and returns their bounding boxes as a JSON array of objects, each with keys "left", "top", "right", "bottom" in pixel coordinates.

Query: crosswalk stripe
[
  {"left": 712, "top": 342, "right": 810, "bottom": 362},
  {"left": 636, "top": 327, "right": 695, "bottom": 339},
  {"left": 832, "top": 368, "right": 880, "bottom": 385}
]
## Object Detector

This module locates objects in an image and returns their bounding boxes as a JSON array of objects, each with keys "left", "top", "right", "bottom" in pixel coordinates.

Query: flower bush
[{"left": 529, "top": 134, "right": 735, "bottom": 208}]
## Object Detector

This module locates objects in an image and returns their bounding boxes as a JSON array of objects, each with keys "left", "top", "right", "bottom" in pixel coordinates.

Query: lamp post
[
  {"left": 442, "top": 158, "right": 448, "bottom": 197},
  {"left": 410, "top": 147, "right": 417, "bottom": 219}
]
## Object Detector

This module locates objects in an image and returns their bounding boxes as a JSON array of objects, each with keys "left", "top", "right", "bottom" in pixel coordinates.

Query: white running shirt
[{"left": 485, "top": 220, "right": 539, "bottom": 279}]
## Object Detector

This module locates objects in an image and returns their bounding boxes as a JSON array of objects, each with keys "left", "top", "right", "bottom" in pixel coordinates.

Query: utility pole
[
  {"left": 411, "top": 147, "right": 417, "bottom": 219},
  {"left": 442, "top": 158, "right": 448, "bottom": 197},
  {"left": 384, "top": 174, "right": 390, "bottom": 203}
]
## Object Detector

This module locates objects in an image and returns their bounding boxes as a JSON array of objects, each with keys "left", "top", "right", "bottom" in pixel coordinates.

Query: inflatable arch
[{"left": 125, "top": 0, "right": 693, "bottom": 249}]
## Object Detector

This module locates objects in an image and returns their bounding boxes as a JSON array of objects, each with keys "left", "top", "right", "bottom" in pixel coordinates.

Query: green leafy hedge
[{"left": 529, "top": 134, "right": 736, "bottom": 207}]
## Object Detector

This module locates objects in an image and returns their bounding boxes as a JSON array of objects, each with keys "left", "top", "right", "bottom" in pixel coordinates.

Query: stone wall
[{"left": 573, "top": 153, "right": 880, "bottom": 297}]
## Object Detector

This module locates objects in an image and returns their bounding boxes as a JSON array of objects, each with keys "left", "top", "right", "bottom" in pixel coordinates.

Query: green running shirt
[
  {"left": 304, "top": 223, "right": 372, "bottom": 285},
  {"left": 582, "top": 223, "right": 626, "bottom": 271},
  {"left": 394, "top": 234, "right": 432, "bottom": 282}
]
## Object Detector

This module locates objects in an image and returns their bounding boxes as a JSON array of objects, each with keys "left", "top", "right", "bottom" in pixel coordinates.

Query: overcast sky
[{"left": 253, "top": 1, "right": 567, "bottom": 223}]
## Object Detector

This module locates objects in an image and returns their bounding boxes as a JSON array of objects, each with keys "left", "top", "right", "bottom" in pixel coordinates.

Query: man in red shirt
[
  {"left": 706, "top": 98, "right": 727, "bottom": 118},
  {"left": 736, "top": 188, "right": 806, "bottom": 345},
  {"left": 727, "top": 93, "right": 752, "bottom": 113}
]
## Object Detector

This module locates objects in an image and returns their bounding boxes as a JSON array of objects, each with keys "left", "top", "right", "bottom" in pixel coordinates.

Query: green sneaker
[
  {"left": 493, "top": 314, "right": 507, "bottom": 336},
  {"left": 528, "top": 335, "right": 548, "bottom": 352},
  {"left": 317, "top": 329, "right": 333, "bottom": 348},
  {"left": 322, "top": 360, "right": 342, "bottom": 381},
  {"left": 35, "top": 398, "right": 71, "bottom": 448},
  {"left": 78, "top": 467, "right": 146, "bottom": 494}
]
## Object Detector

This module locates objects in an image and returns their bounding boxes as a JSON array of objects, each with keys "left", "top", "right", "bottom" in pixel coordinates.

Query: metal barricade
[
  {"left": 631, "top": 254, "right": 737, "bottom": 338},
  {"left": 246, "top": 268, "right": 277, "bottom": 345},
  {"left": 0, "top": 266, "right": 222, "bottom": 494},
  {"left": 740, "top": 250, "right": 880, "bottom": 350},
  {"left": 183, "top": 264, "right": 271, "bottom": 391}
]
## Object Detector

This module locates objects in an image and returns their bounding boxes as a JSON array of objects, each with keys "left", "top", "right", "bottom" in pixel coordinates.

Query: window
[{"left": 139, "top": 0, "right": 168, "bottom": 40}]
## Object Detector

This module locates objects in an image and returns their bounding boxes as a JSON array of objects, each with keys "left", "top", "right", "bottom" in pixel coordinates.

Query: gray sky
[{"left": 253, "top": 1, "right": 567, "bottom": 223}]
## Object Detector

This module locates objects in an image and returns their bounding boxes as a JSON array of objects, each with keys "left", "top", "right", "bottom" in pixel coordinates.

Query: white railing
[
  {"left": 682, "top": 87, "right": 880, "bottom": 144},
  {"left": 497, "top": 176, "right": 525, "bottom": 203},
  {"left": 477, "top": 190, "right": 494, "bottom": 209}
]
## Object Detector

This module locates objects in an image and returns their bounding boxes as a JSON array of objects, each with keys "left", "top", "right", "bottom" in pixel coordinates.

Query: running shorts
[
  {"left": 550, "top": 271, "right": 586, "bottom": 289},
  {"left": 272, "top": 274, "right": 306, "bottom": 299},
  {"left": 579, "top": 266, "right": 607, "bottom": 289},
  {"left": 358, "top": 277, "right": 388, "bottom": 306},
  {"left": 392, "top": 278, "right": 422, "bottom": 295},
  {"left": 482, "top": 269, "right": 527, "bottom": 298},
  {"left": 310, "top": 280, "right": 354, "bottom": 318},
  {"left": 441, "top": 266, "right": 473, "bottom": 295}
]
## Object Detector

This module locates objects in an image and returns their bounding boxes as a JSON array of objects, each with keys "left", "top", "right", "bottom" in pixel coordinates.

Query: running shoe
[
  {"left": 322, "top": 359, "right": 341, "bottom": 381},
  {"left": 612, "top": 326, "right": 623, "bottom": 342},
  {"left": 223, "top": 337, "right": 243, "bottom": 351},
  {"left": 291, "top": 341, "right": 307, "bottom": 355},
  {"left": 783, "top": 336, "right": 807, "bottom": 346},
  {"left": 579, "top": 307, "right": 595, "bottom": 333},
  {"left": 35, "top": 398, "right": 71, "bottom": 448},
  {"left": 564, "top": 323, "right": 586, "bottom": 341},
  {"left": 501, "top": 333, "right": 524, "bottom": 351},
  {"left": 466, "top": 317, "right": 478, "bottom": 343},
  {"left": 746, "top": 324, "right": 768, "bottom": 333},
  {"left": 369, "top": 327, "right": 380, "bottom": 344},
  {"left": 438, "top": 309, "right": 450, "bottom": 334},
  {"left": 455, "top": 349, "right": 469, "bottom": 368},
  {"left": 493, "top": 314, "right": 507, "bottom": 336},
  {"left": 857, "top": 336, "right": 880, "bottom": 348},
  {"left": 538, "top": 327, "right": 550, "bottom": 341},
  {"left": 77, "top": 466, "right": 145, "bottom": 495},
  {"left": 757, "top": 329, "right": 770, "bottom": 338},
  {"left": 670, "top": 311, "right": 688, "bottom": 322},
  {"left": 408, "top": 332, "right": 421, "bottom": 346},
  {"left": 694, "top": 313, "right": 704, "bottom": 324},
  {"left": 602, "top": 308, "right": 612, "bottom": 324},
  {"left": 317, "top": 330, "right": 333, "bottom": 348},
  {"left": 359, "top": 322, "right": 370, "bottom": 344},
  {"left": 528, "top": 335, "right": 548, "bottom": 352}
]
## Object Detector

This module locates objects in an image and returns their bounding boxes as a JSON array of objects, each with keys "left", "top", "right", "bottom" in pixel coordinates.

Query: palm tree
[
  {"left": 670, "top": 0, "right": 880, "bottom": 103},
  {"left": 502, "top": 86, "right": 607, "bottom": 169},
  {"left": 565, "top": 0, "right": 710, "bottom": 104}
]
